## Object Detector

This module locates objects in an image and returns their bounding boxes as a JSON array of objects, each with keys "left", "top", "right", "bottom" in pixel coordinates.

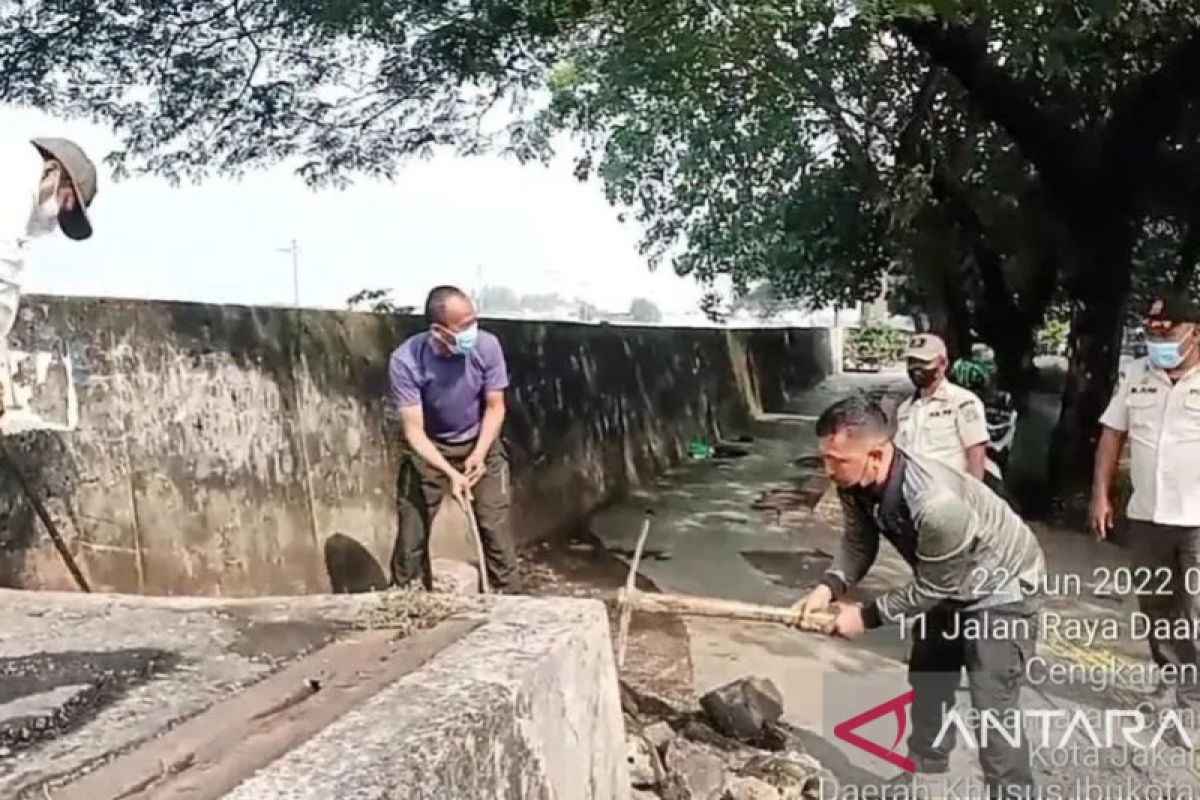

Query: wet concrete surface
[
  {"left": 0, "top": 591, "right": 392, "bottom": 799},
  {"left": 0, "top": 649, "right": 178, "bottom": 756},
  {"left": 586, "top": 373, "right": 1200, "bottom": 797}
]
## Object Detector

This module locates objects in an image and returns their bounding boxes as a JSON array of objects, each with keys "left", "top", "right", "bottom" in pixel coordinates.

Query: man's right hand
[
  {"left": 791, "top": 584, "right": 833, "bottom": 624},
  {"left": 1090, "top": 493, "right": 1113, "bottom": 541},
  {"left": 447, "top": 469, "right": 473, "bottom": 504}
]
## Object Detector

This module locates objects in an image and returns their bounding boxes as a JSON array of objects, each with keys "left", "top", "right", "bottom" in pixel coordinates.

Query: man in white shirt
[
  {"left": 0, "top": 133, "right": 98, "bottom": 417},
  {"left": 893, "top": 334, "right": 993, "bottom": 482},
  {"left": 1092, "top": 293, "right": 1200, "bottom": 715}
]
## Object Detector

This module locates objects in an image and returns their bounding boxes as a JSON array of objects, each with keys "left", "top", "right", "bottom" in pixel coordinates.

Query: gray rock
[
  {"left": 662, "top": 737, "right": 728, "bottom": 800},
  {"left": 644, "top": 720, "right": 676, "bottom": 753},
  {"left": 628, "top": 732, "right": 666, "bottom": 788},
  {"left": 632, "top": 790, "right": 662, "bottom": 800},
  {"left": 700, "top": 677, "right": 784, "bottom": 742},
  {"left": 622, "top": 680, "right": 689, "bottom": 722},
  {"left": 737, "top": 751, "right": 823, "bottom": 798},
  {"left": 723, "top": 776, "right": 783, "bottom": 800},
  {"left": 681, "top": 717, "right": 747, "bottom": 754}
]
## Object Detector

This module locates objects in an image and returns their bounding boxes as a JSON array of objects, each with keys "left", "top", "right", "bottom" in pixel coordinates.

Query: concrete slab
[
  {"left": 225, "top": 596, "right": 630, "bottom": 800},
  {"left": 0, "top": 590, "right": 380, "bottom": 798},
  {"left": 0, "top": 589, "right": 628, "bottom": 800}
]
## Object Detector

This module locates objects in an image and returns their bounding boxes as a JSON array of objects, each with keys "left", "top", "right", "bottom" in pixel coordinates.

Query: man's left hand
[
  {"left": 833, "top": 603, "right": 866, "bottom": 639},
  {"left": 463, "top": 450, "right": 487, "bottom": 486}
]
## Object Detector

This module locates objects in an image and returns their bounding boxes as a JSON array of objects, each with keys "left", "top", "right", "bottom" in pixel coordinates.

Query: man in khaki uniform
[
  {"left": 894, "top": 334, "right": 992, "bottom": 484},
  {"left": 1092, "top": 293, "right": 1200, "bottom": 714}
]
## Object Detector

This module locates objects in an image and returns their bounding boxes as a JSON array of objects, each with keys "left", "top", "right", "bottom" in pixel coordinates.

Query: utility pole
[{"left": 277, "top": 239, "right": 300, "bottom": 307}]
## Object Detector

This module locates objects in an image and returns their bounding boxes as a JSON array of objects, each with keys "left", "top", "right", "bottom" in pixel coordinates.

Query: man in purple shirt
[{"left": 388, "top": 285, "right": 519, "bottom": 592}]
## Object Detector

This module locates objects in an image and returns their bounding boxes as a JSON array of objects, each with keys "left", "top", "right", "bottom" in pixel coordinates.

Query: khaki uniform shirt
[
  {"left": 1099, "top": 358, "right": 1200, "bottom": 527},
  {"left": 894, "top": 380, "right": 989, "bottom": 475}
]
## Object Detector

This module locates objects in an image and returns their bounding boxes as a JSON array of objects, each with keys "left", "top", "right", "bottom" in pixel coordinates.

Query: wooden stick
[
  {"left": 616, "top": 589, "right": 837, "bottom": 634},
  {"left": 0, "top": 441, "right": 90, "bottom": 592},
  {"left": 615, "top": 516, "right": 652, "bottom": 668}
]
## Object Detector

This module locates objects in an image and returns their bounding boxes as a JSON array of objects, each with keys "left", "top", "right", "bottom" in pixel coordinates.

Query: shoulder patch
[{"left": 959, "top": 402, "right": 981, "bottom": 423}]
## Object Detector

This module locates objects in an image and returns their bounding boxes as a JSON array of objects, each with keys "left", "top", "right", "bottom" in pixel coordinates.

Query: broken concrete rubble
[
  {"left": 629, "top": 731, "right": 667, "bottom": 789},
  {"left": 699, "top": 677, "right": 784, "bottom": 741},
  {"left": 620, "top": 680, "right": 826, "bottom": 800},
  {"left": 661, "top": 737, "right": 728, "bottom": 799},
  {"left": 723, "top": 776, "right": 782, "bottom": 800},
  {"left": 643, "top": 720, "right": 675, "bottom": 752}
]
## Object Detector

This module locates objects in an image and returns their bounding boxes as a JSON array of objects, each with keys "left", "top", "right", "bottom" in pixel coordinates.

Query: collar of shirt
[
  {"left": 1141, "top": 360, "right": 1200, "bottom": 387},
  {"left": 846, "top": 448, "right": 908, "bottom": 512},
  {"left": 912, "top": 379, "right": 953, "bottom": 405}
]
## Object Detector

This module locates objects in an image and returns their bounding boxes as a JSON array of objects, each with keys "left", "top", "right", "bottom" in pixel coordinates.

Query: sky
[{"left": 3, "top": 105, "right": 712, "bottom": 314}]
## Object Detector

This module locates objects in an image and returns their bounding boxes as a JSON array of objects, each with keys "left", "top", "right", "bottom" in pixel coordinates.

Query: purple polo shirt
[{"left": 388, "top": 330, "right": 508, "bottom": 443}]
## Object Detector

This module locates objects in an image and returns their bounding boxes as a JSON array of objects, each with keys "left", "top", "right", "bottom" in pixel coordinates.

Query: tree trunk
[{"left": 1047, "top": 223, "right": 1131, "bottom": 507}]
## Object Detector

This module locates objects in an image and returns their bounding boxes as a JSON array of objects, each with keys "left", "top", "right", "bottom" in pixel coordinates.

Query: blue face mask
[
  {"left": 1147, "top": 337, "right": 1193, "bottom": 370},
  {"left": 453, "top": 323, "right": 479, "bottom": 354}
]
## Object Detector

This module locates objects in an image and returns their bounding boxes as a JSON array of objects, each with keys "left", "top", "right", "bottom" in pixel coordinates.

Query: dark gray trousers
[
  {"left": 1128, "top": 520, "right": 1200, "bottom": 709},
  {"left": 391, "top": 437, "right": 520, "bottom": 592},
  {"left": 908, "top": 604, "right": 1036, "bottom": 799}
]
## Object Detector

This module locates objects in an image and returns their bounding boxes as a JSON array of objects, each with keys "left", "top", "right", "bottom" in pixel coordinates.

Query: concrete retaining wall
[
  {"left": 225, "top": 597, "right": 628, "bottom": 800},
  {"left": 0, "top": 296, "right": 832, "bottom": 596}
]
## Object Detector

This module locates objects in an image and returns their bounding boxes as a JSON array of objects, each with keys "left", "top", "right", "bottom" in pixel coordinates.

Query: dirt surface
[{"left": 519, "top": 527, "right": 695, "bottom": 709}]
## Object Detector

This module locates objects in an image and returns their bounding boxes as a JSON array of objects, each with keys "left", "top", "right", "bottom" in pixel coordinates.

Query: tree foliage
[
  {"left": 0, "top": 0, "right": 581, "bottom": 184},
  {"left": 11, "top": 0, "right": 1200, "bottom": 491},
  {"left": 346, "top": 288, "right": 414, "bottom": 315},
  {"left": 628, "top": 297, "right": 662, "bottom": 323}
]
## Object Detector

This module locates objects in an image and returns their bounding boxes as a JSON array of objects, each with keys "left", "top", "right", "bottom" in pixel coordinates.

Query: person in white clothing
[
  {"left": 893, "top": 334, "right": 991, "bottom": 478},
  {"left": 0, "top": 132, "right": 98, "bottom": 417},
  {"left": 1092, "top": 292, "right": 1200, "bottom": 714}
]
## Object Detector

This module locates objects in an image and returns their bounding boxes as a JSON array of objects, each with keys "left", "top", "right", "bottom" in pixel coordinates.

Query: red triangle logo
[{"left": 833, "top": 690, "right": 916, "bottom": 773}]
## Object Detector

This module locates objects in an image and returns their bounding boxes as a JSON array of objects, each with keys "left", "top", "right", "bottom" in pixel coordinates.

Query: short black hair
[
  {"left": 424, "top": 285, "right": 470, "bottom": 325},
  {"left": 815, "top": 396, "right": 891, "bottom": 439}
]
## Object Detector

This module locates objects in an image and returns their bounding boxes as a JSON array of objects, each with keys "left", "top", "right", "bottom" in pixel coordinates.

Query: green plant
[
  {"left": 845, "top": 325, "right": 908, "bottom": 365},
  {"left": 1037, "top": 317, "right": 1070, "bottom": 355}
]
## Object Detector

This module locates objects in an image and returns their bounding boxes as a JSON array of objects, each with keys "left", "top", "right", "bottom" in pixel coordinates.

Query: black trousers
[
  {"left": 908, "top": 604, "right": 1036, "bottom": 799},
  {"left": 391, "top": 437, "right": 519, "bottom": 592},
  {"left": 1128, "top": 520, "right": 1200, "bottom": 709}
]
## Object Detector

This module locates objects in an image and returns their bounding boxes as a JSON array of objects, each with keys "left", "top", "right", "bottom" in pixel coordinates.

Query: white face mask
[{"left": 28, "top": 194, "right": 61, "bottom": 237}]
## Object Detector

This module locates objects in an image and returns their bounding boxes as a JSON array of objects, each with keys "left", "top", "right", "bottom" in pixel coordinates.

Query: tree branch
[
  {"left": 894, "top": 15, "right": 1086, "bottom": 190},
  {"left": 1176, "top": 205, "right": 1200, "bottom": 290},
  {"left": 1105, "top": 30, "right": 1200, "bottom": 197}
]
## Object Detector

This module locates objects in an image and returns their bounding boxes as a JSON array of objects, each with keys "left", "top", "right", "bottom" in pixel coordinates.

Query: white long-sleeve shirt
[{"left": 0, "top": 131, "right": 52, "bottom": 341}]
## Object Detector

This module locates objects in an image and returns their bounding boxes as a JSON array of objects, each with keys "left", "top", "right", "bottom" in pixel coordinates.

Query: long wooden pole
[
  {"left": 616, "top": 589, "right": 836, "bottom": 633},
  {"left": 615, "top": 516, "right": 652, "bottom": 667}
]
